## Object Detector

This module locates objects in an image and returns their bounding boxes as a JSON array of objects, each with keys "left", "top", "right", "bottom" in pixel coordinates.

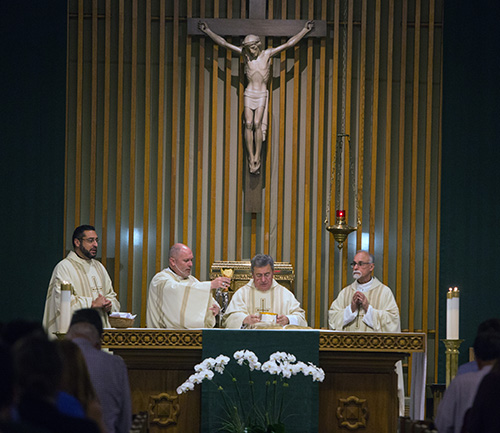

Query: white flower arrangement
[{"left": 177, "top": 350, "right": 325, "bottom": 433}]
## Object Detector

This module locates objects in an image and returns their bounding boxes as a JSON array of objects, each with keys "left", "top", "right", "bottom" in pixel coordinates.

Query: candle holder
[
  {"left": 441, "top": 339, "right": 464, "bottom": 387},
  {"left": 326, "top": 210, "right": 357, "bottom": 249}
]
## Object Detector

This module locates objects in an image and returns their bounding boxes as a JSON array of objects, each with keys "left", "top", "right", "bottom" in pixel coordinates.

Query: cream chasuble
[
  {"left": 146, "top": 268, "right": 217, "bottom": 329},
  {"left": 328, "top": 276, "right": 405, "bottom": 416},
  {"left": 42, "top": 251, "right": 120, "bottom": 338},
  {"left": 328, "top": 277, "right": 400, "bottom": 333},
  {"left": 222, "top": 279, "right": 307, "bottom": 329}
]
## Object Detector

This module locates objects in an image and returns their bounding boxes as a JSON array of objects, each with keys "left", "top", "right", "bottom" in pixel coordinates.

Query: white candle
[
  {"left": 446, "top": 287, "right": 460, "bottom": 339},
  {"left": 59, "top": 282, "right": 72, "bottom": 333}
]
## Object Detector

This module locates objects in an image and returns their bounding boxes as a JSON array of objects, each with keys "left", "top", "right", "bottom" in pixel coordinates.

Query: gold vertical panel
[
  {"left": 251, "top": 214, "right": 257, "bottom": 258},
  {"left": 195, "top": 0, "right": 206, "bottom": 273},
  {"left": 209, "top": 0, "right": 219, "bottom": 266},
  {"left": 369, "top": 0, "right": 381, "bottom": 252},
  {"left": 141, "top": 0, "right": 152, "bottom": 325},
  {"left": 302, "top": 1, "right": 314, "bottom": 317},
  {"left": 341, "top": 0, "right": 353, "bottom": 286},
  {"left": 264, "top": 33, "right": 272, "bottom": 255},
  {"left": 314, "top": 0, "right": 327, "bottom": 328},
  {"left": 435, "top": 22, "right": 444, "bottom": 379},
  {"left": 183, "top": 1, "right": 193, "bottom": 244},
  {"left": 90, "top": 0, "right": 98, "bottom": 224},
  {"left": 114, "top": 0, "right": 124, "bottom": 295},
  {"left": 422, "top": 0, "right": 435, "bottom": 333},
  {"left": 356, "top": 0, "right": 367, "bottom": 250},
  {"left": 263, "top": 0, "right": 272, "bottom": 256},
  {"left": 101, "top": 0, "right": 111, "bottom": 268},
  {"left": 126, "top": 0, "right": 138, "bottom": 313},
  {"left": 235, "top": 2, "right": 245, "bottom": 261},
  {"left": 277, "top": 0, "right": 287, "bottom": 261},
  {"left": 155, "top": 0, "right": 167, "bottom": 272},
  {"left": 290, "top": 0, "right": 301, "bottom": 271},
  {"left": 328, "top": 0, "right": 340, "bottom": 303},
  {"left": 409, "top": 0, "right": 423, "bottom": 382},
  {"left": 75, "top": 0, "right": 83, "bottom": 226},
  {"left": 263, "top": 0, "right": 273, "bottom": 255},
  {"left": 382, "top": 0, "right": 394, "bottom": 286},
  {"left": 409, "top": 0, "right": 421, "bottom": 332},
  {"left": 396, "top": 0, "right": 408, "bottom": 309},
  {"left": 222, "top": 0, "right": 233, "bottom": 260},
  {"left": 170, "top": 2, "right": 180, "bottom": 247}
]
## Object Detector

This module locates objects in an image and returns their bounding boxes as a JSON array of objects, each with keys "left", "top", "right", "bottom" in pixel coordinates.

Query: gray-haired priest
[
  {"left": 328, "top": 249, "right": 405, "bottom": 416},
  {"left": 222, "top": 254, "right": 307, "bottom": 329},
  {"left": 146, "top": 243, "right": 230, "bottom": 329}
]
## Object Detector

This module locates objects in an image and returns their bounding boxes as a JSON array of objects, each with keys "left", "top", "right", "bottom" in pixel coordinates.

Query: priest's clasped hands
[
  {"left": 351, "top": 291, "right": 369, "bottom": 313},
  {"left": 92, "top": 294, "right": 113, "bottom": 313}
]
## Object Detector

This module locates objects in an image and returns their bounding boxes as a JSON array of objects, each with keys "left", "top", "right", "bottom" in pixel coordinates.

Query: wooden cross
[{"left": 188, "top": 0, "right": 326, "bottom": 213}]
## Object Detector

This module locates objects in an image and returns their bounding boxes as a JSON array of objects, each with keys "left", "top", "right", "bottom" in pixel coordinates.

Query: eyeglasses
[
  {"left": 350, "top": 261, "right": 372, "bottom": 268},
  {"left": 80, "top": 237, "right": 99, "bottom": 244}
]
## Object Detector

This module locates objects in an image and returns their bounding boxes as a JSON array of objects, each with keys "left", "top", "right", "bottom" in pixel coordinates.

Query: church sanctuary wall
[
  {"left": 63, "top": 0, "right": 443, "bottom": 383},
  {"left": 0, "top": 2, "right": 67, "bottom": 322},
  {"left": 439, "top": 0, "right": 500, "bottom": 376}
]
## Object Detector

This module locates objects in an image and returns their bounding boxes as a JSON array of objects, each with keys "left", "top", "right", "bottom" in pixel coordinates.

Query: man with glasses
[
  {"left": 223, "top": 254, "right": 307, "bottom": 328},
  {"left": 43, "top": 225, "right": 120, "bottom": 338},
  {"left": 328, "top": 249, "right": 404, "bottom": 415}
]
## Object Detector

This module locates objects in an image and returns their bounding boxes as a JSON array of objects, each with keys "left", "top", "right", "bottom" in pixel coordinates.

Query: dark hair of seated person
[
  {"left": 70, "top": 308, "right": 104, "bottom": 337},
  {"left": 12, "top": 335, "right": 101, "bottom": 433}
]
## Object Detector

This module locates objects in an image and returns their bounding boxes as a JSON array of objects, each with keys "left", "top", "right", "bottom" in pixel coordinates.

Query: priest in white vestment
[
  {"left": 146, "top": 243, "right": 230, "bottom": 329},
  {"left": 42, "top": 225, "right": 120, "bottom": 338},
  {"left": 328, "top": 250, "right": 405, "bottom": 416},
  {"left": 223, "top": 254, "right": 307, "bottom": 329}
]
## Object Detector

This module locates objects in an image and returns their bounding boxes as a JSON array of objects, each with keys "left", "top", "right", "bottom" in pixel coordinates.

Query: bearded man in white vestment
[
  {"left": 223, "top": 254, "right": 307, "bottom": 329},
  {"left": 328, "top": 250, "right": 406, "bottom": 416},
  {"left": 146, "top": 243, "right": 230, "bottom": 329},
  {"left": 43, "top": 225, "right": 120, "bottom": 338}
]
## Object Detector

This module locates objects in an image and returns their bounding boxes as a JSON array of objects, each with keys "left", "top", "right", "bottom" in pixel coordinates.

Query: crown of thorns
[{"left": 242, "top": 34, "right": 262, "bottom": 47}]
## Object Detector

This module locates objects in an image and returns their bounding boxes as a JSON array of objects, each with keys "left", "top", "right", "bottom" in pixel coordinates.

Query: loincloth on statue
[
  {"left": 243, "top": 89, "right": 269, "bottom": 141},
  {"left": 243, "top": 89, "right": 268, "bottom": 110}
]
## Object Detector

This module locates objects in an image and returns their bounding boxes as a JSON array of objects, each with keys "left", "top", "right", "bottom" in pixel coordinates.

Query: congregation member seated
[
  {"left": 435, "top": 328, "right": 500, "bottom": 433},
  {"left": 56, "top": 339, "right": 107, "bottom": 433},
  {"left": 465, "top": 356, "right": 500, "bottom": 433},
  {"left": 12, "top": 334, "right": 100, "bottom": 433},
  {"left": 146, "top": 243, "right": 230, "bottom": 329},
  {"left": 222, "top": 254, "right": 307, "bottom": 328},
  {"left": 455, "top": 318, "right": 500, "bottom": 376},
  {"left": 66, "top": 308, "right": 132, "bottom": 433}
]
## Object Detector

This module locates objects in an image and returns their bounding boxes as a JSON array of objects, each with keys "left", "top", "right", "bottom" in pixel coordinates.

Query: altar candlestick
[{"left": 446, "top": 287, "right": 460, "bottom": 339}]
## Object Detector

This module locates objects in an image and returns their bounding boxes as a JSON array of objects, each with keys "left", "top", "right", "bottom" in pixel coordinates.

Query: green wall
[
  {"left": 0, "top": 1, "right": 66, "bottom": 321},
  {"left": 440, "top": 0, "right": 500, "bottom": 377}
]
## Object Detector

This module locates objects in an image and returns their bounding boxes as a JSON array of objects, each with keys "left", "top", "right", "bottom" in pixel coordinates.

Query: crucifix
[
  {"left": 188, "top": 1, "right": 326, "bottom": 213},
  {"left": 257, "top": 298, "right": 270, "bottom": 314}
]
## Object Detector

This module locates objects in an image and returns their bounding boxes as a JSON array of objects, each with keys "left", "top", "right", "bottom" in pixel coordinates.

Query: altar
[{"left": 102, "top": 329, "right": 426, "bottom": 433}]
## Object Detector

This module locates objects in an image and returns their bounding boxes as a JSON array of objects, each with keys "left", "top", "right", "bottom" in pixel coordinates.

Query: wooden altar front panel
[{"left": 103, "top": 330, "right": 425, "bottom": 433}]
